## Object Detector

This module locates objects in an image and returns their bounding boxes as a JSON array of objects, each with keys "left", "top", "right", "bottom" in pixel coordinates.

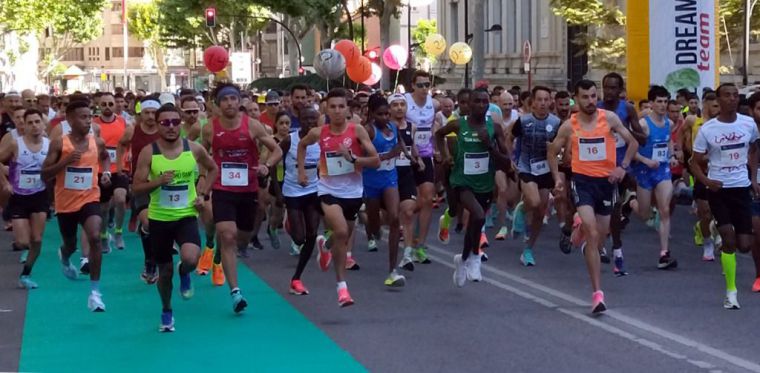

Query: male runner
[
  {"left": 553, "top": 91, "right": 576, "bottom": 253},
  {"left": 548, "top": 79, "right": 638, "bottom": 313},
  {"left": 747, "top": 92, "right": 760, "bottom": 292}
]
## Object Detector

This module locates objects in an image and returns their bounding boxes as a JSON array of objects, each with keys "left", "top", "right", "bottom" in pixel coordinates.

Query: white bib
[
  {"left": 652, "top": 143, "right": 668, "bottom": 163},
  {"left": 106, "top": 147, "right": 117, "bottom": 163},
  {"left": 221, "top": 162, "right": 249, "bottom": 186},
  {"left": 720, "top": 143, "right": 745, "bottom": 165},
  {"left": 396, "top": 146, "right": 412, "bottom": 166},
  {"left": 614, "top": 132, "right": 625, "bottom": 148},
  {"left": 325, "top": 152, "right": 355, "bottom": 176},
  {"left": 464, "top": 152, "right": 489, "bottom": 175},
  {"left": 378, "top": 152, "right": 396, "bottom": 171},
  {"left": 64, "top": 167, "right": 93, "bottom": 190},
  {"left": 578, "top": 138, "right": 606, "bottom": 162},
  {"left": 414, "top": 129, "right": 431, "bottom": 146},
  {"left": 159, "top": 185, "right": 189, "bottom": 208},
  {"left": 530, "top": 158, "right": 549, "bottom": 176},
  {"left": 18, "top": 170, "right": 41, "bottom": 189}
]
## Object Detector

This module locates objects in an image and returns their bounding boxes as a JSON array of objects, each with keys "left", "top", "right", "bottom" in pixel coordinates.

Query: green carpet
[{"left": 20, "top": 218, "right": 365, "bottom": 372}]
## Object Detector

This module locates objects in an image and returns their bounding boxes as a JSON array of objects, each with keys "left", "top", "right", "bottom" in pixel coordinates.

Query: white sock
[
  {"left": 613, "top": 248, "right": 623, "bottom": 258},
  {"left": 90, "top": 280, "right": 99, "bottom": 293},
  {"left": 404, "top": 247, "right": 413, "bottom": 256},
  {"left": 703, "top": 238, "right": 714, "bottom": 248},
  {"left": 336, "top": 281, "right": 347, "bottom": 290}
]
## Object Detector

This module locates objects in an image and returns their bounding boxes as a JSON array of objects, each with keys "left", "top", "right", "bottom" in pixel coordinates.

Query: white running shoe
[
  {"left": 453, "top": 254, "right": 466, "bottom": 287},
  {"left": 88, "top": 291, "right": 106, "bottom": 312},
  {"left": 723, "top": 290, "right": 740, "bottom": 310},
  {"left": 59, "top": 248, "right": 78, "bottom": 280},
  {"left": 465, "top": 253, "right": 482, "bottom": 282},
  {"left": 384, "top": 270, "right": 406, "bottom": 287},
  {"left": 398, "top": 247, "right": 415, "bottom": 271}
]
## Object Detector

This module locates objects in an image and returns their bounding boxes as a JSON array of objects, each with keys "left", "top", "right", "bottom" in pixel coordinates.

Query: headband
[
  {"left": 216, "top": 86, "right": 240, "bottom": 103},
  {"left": 141, "top": 100, "right": 161, "bottom": 110}
]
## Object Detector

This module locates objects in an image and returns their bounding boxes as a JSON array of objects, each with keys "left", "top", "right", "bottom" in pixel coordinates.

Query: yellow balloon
[
  {"left": 424, "top": 33, "right": 447, "bottom": 56},
  {"left": 449, "top": 42, "right": 472, "bottom": 65}
]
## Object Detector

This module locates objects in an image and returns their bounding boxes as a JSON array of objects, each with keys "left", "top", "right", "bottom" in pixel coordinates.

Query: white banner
[
  {"left": 230, "top": 52, "right": 252, "bottom": 84},
  {"left": 649, "top": 0, "right": 717, "bottom": 95}
]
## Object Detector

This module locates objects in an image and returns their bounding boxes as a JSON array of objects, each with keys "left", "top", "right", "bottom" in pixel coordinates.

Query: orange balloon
[
  {"left": 347, "top": 56, "right": 372, "bottom": 83},
  {"left": 334, "top": 40, "right": 360, "bottom": 67}
]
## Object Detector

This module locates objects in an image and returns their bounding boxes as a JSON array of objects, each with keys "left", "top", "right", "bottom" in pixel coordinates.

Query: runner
[
  {"left": 297, "top": 88, "right": 380, "bottom": 307},
  {"left": 508, "top": 86, "right": 561, "bottom": 266},
  {"left": 0, "top": 109, "right": 50, "bottom": 289},
  {"left": 179, "top": 96, "right": 202, "bottom": 141},
  {"left": 435, "top": 89, "right": 510, "bottom": 287},
  {"left": 548, "top": 79, "right": 638, "bottom": 313},
  {"left": 42, "top": 100, "right": 111, "bottom": 311},
  {"left": 552, "top": 91, "right": 576, "bottom": 253},
  {"left": 693, "top": 83, "right": 758, "bottom": 309},
  {"left": 747, "top": 92, "right": 760, "bottom": 292},
  {"left": 200, "top": 83, "right": 282, "bottom": 313},
  {"left": 132, "top": 104, "right": 217, "bottom": 332}
]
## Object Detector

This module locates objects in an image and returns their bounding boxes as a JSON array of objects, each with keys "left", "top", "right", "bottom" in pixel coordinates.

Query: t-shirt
[
  {"left": 693, "top": 114, "right": 759, "bottom": 188},
  {"left": 260, "top": 112, "right": 275, "bottom": 130}
]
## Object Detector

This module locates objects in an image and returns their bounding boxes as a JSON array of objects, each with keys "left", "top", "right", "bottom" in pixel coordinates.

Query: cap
[
  {"left": 387, "top": 93, "right": 405, "bottom": 104},
  {"left": 265, "top": 91, "right": 280, "bottom": 104},
  {"left": 159, "top": 92, "right": 175, "bottom": 106},
  {"left": 5, "top": 90, "right": 20, "bottom": 98},
  {"left": 257, "top": 95, "right": 266, "bottom": 104}
]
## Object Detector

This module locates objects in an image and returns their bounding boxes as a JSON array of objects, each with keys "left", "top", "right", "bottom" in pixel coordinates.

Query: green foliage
[
  {"left": 127, "top": 1, "right": 162, "bottom": 44},
  {"left": 719, "top": 0, "right": 760, "bottom": 69},
  {"left": 412, "top": 19, "right": 437, "bottom": 60}
]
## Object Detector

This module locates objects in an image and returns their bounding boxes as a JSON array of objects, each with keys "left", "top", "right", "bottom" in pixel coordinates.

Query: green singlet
[
  {"left": 449, "top": 116, "right": 495, "bottom": 194},
  {"left": 148, "top": 139, "right": 199, "bottom": 221}
]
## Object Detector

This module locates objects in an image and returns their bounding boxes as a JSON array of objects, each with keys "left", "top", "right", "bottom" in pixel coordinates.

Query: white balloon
[{"left": 313, "top": 49, "right": 346, "bottom": 80}]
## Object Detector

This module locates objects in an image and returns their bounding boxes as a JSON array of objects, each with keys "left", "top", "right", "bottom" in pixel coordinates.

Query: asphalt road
[{"left": 3, "top": 205, "right": 760, "bottom": 372}]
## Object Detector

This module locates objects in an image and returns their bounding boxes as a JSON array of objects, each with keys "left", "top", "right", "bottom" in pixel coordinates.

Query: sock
[
  {"left": 703, "top": 238, "right": 714, "bottom": 248},
  {"left": 20, "top": 264, "right": 31, "bottom": 276},
  {"left": 100, "top": 232, "right": 108, "bottom": 240},
  {"left": 213, "top": 246, "right": 222, "bottom": 264},
  {"left": 205, "top": 234, "right": 215, "bottom": 249},
  {"left": 162, "top": 308, "right": 172, "bottom": 314},
  {"left": 231, "top": 287, "right": 240, "bottom": 295},
  {"left": 139, "top": 225, "right": 152, "bottom": 267},
  {"left": 613, "top": 248, "right": 623, "bottom": 258},
  {"left": 524, "top": 246, "right": 532, "bottom": 252},
  {"left": 660, "top": 249, "right": 669, "bottom": 257},
  {"left": 721, "top": 252, "right": 737, "bottom": 292},
  {"left": 336, "top": 281, "right": 347, "bottom": 290},
  {"left": 91, "top": 280, "right": 100, "bottom": 292}
]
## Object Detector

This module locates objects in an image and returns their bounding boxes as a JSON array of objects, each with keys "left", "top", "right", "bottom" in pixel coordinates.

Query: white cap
[
  {"left": 159, "top": 92, "right": 175, "bottom": 106},
  {"left": 387, "top": 93, "right": 405, "bottom": 104}
]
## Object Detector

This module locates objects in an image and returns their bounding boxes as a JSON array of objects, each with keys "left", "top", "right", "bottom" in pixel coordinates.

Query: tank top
[
  {"left": 671, "top": 118, "right": 685, "bottom": 175},
  {"left": 634, "top": 116, "right": 671, "bottom": 173},
  {"left": 570, "top": 110, "right": 617, "bottom": 178},
  {"left": 362, "top": 123, "right": 398, "bottom": 187},
  {"left": 148, "top": 139, "right": 198, "bottom": 221},
  {"left": 211, "top": 115, "right": 259, "bottom": 193},
  {"left": 130, "top": 123, "right": 160, "bottom": 173},
  {"left": 10, "top": 129, "right": 20, "bottom": 140},
  {"left": 599, "top": 100, "right": 629, "bottom": 164},
  {"left": 449, "top": 117, "right": 495, "bottom": 193},
  {"left": 405, "top": 93, "right": 435, "bottom": 157},
  {"left": 282, "top": 131, "right": 320, "bottom": 197},
  {"left": 95, "top": 116, "right": 126, "bottom": 172},
  {"left": 318, "top": 123, "right": 363, "bottom": 198},
  {"left": 10, "top": 136, "right": 49, "bottom": 195},
  {"left": 515, "top": 113, "right": 560, "bottom": 176},
  {"left": 54, "top": 135, "right": 100, "bottom": 213}
]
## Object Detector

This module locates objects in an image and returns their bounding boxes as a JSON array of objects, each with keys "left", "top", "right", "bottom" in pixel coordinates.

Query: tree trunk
[
  {"left": 379, "top": 1, "right": 396, "bottom": 90},
  {"left": 153, "top": 45, "right": 167, "bottom": 91}
]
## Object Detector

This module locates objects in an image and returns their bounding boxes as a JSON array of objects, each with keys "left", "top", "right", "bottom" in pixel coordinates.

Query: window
[
  {"left": 111, "top": 1, "right": 122, "bottom": 12},
  {"left": 62, "top": 48, "right": 84, "bottom": 61},
  {"left": 265, "top": 22, "right": 277, "bottom": 34},
  {"left": 484, "top": 2, "right": 489, "bottom": 53},
  {"left": 492, "top": 0, "right": 502, "bottom": 54},
  {"left": 450, "top": 1, "right": 459, "bottom": 41},
  {"left": 113, "top": 47, "right": 123, "bottom": 58},
  {"left": 105, "top": 47, "right": 110, "bottom": 61},
  {"left": 129, "top": 47, "right": 144, "bottom": 57},
  {"left": 111, "top": 24, "right": 122, "bottom": 34}
]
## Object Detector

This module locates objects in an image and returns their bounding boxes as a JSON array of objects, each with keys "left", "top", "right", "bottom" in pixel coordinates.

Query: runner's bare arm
[
  {"left": 250, "top": 119, "right": 282, "bottom": 168},
  {"left": 131, "top": 146, "right": 160, "bottom": 195},
  {"left": 682, "top": 115, "right": 696, "bottom": 155},
  {"left": 435, "top": 118, "right": 460, "bottom": 164},
  {"left": 608, "top": 111, "right": 638, "bottom": 168},
  {"left": 115, "top": 125, "right": 134, "bottom": 174},
  {"left": 200, "top": 120, "right": 214, "bottom": 152},
  {"left": 189, "top": 141, "right": 218, "bottom": 196},
  {"left": 96, "top": 137, "right": 111, "bottom": 175},
  {"left": 627, "top": 103, "right": 646, "bottom": 145},
  {"left": 548, "top": 120, "right": 572, "bottom": 188},
  {"left": 491, "top": 121, "right": 512, "bottom": 172},
  {"left": 49, "top": 124, "right": 62, "bottom": 142},
  {"left": 354, "top": 124, "right": 380, "bottom": 168},
  {"left": 41, "top": 136, "right": 67, "bottom": 181},
  {"left": 0, "top": 137, "right": 16, "bottom": 187}
]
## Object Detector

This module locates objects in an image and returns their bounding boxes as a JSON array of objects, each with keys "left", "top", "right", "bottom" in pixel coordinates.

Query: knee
[
  {"left": 419, "top": 193, "right": 433, "bottom": 205},
  {"left": 113, "top": 192, "right": 127, "bottom": 205},
  {"left": 659, "top": 206, "right": 671, "bottom": 218},
  {"left": 181, "top": 252, "right": 199, "bottom": 267},
  {"left": 586, "top": 227, "right": 600, "bottom": 243},
  {"left": 331, "top": 227, "right": 349, "bottom": 243},
  {"left": 524, "top": 197, "right": 541, "bottom": 211},
  {"left": 218, "top": 229, "right": 237, "bottom": 245}
]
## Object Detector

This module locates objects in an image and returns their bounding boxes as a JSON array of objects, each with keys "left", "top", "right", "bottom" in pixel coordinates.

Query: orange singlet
[
  {"left": 570, "top": 109, "right": 617, "bottom": 178},
  {"left": 54, "top": 135, "right": 100, "bottom": 213},
  {"left": 94, "top": 115, "right": 127, "bottom": 173}
]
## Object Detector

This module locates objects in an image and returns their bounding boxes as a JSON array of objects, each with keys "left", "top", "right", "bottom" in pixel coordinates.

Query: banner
[
  {"left": 627, "top": 0, "right": 720, "bottom": 102},
  {"left": 230, "top": 52, "right": 252, "bottom": 85}
]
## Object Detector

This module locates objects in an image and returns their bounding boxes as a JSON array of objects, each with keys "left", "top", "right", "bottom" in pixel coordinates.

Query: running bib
[
  {"left": 18, "top": 170, "right": 41, "bottom": 189},
  {"left": 614, "top": 132, "right": 625, "bottom": 148},
  {"left": 396, "top": 146, "right": 412, "bottom": 166},
  {"left": 720, "top": 143, "right": 745, "bottom": 164},
  {"left": 578, "top": 138, "right": 606, "bottom": 161},
  {"left": 652, "top": 143, "right": 668, "bottom": 163},
  {"left": 159, "top": 184, "right": 189, "bottom": 208},
  {"left": 325, "top": 152, "right": 355, "bottom": 176},
  {"left": 221, "top": 162, "right": 248, "bottom": 186},
  {"left": 378, "top": 152, "right": 396, "bottom": 171},
  {"left": 106, "top": 147, "right": 117, "bottom": 163},
  {"left": 464, "top": 152, "right": 489, "bottom": 175},
  {"left": 415, "top": 129, "right": 431, "bottom": 146},
  {"left": 530, "top": 158, "right": 549, "bottom": 175},
  {"left": 64, "top": 167, "right": 93, "bottom": 190}
]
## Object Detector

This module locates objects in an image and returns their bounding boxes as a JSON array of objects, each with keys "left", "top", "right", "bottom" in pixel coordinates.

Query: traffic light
[
  {"left": 205, "top": 8, "right": 216, "bottom": 28},
  {"left": 298, "top": 66, "right": 305, "bottom": 75}
]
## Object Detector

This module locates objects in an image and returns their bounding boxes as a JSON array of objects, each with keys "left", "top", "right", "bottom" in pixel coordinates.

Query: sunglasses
[
  {"left": 159, "top": 118, "right": 182, "bottom": 127},
  {"left": 101, "top": 102, "right": 115, "bottom": 107},
  {"left": 25, "top": 99, "right": 38, "bottom": 103},
  {"left": 183, "top": 109, "right": 200, "bottom": 115},
  {"left": 416, "top": 82, "right": 431, "bottom": 88},
  {"left": 266, "top": 102, "right": 280, "bottom": 106}
]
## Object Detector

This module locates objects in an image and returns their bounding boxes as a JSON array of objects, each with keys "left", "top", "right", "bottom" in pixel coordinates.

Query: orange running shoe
[
  {"left": 337, "top": 287, "right": 354, "bottom": 307},
  {"left": 196, "top": 247, "right": 214, "bottom": 275},
  {"left": 752, "top": 278, "right": 760, "bottom": 292},
  {"left": 211, "top": 262, "right": 225, "bottom": 286}
]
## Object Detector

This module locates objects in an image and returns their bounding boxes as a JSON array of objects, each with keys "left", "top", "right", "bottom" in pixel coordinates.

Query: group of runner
[{"left": 3, "top": 70, "right": 760, "bottom": 331}]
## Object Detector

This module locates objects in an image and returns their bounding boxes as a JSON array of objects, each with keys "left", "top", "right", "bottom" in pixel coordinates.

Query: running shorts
[
  {"left": 518, "top": 172, "right": 554, "bottom": 190},
  {"left": 98, "top": 172, "right": 130, "bottom": 203},
  {"left": 212, "top": 190, "right": 257, "bottom": 231},
  {"left": 571, "top": 174, "right": 616, "bottom": 216},
  {"left": 708, "top": 187, "right": 752, "bottom": 235},
  {"left": 319, "top": 195, "right": 362, "bottom": 221},
  {"left": 364, "top": 179, "right": 398, "bottom": 199},
  {"left": 284, "top": 193, "right": 321, "bottom": 214},
  {"left": 454, "top": 186, "right": 492, "bottom": 212},
  {"left": 6, "top": 191, "right": 49, "bottom": 219},
  {"left": 634, "top": 167, "right": 671, "bottom": 191},
  {"left": 149, "top": 217, "right": 201, "bottom": 264},
  {"left": 693, "top": 180, "right": 708, "bottom": 201},
  {"left": 57, "top": 201, "right": 100, "bottom": 240},
  {"left": 397, "top": 168, "right": 417, "bottom": 201},
  {"left": 414, "top": 157, "right": 435, "bottom": 186}
]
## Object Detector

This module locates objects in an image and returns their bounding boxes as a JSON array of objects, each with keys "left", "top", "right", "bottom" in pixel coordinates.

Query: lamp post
[{"left": 218, "top": 14, "right": 303, "bottom": 73}]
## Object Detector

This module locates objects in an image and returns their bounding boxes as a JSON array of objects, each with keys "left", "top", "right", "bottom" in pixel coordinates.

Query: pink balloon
[
  {"left": 382, "top": 45, "right": 408, "bottom": 70},
  {"left": 363, "top": 63, "right": 382, "bottom": 86}
]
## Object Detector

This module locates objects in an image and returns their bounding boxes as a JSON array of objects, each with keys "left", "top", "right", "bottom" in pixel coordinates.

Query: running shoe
[
  {"left": 367, "top": 238, "right": 378, "bottom": 252},
  {"left": 613, "top": 256, "right": 628, "bottom": 277},
  {"left": 249, "top": 236, "right": 264, "bottom": 250},
  {"left": 212, "top": 263, "right": 225, "bottom": 286},
  {"left": 18, "top": 275, "right": 38, "bottom": 289},
  {"left": 12, "top": 242, "right": 22, "bottom": 251},
  {"left": 100, "top": 233, "right": 112, "bottom": 254},
  {"left": 484, "top": 210, "right": 494, "bottom": 228},
  {"left": 179, "top": 266, "right": 193, "bottom": 300},
  {"left": 196, "top": 247, "right": 214, "bottom": 275},
  {"left": 465, "top": 254, "right": 482, "bottom": 282},
  {"left": 316, "top": 235, "right": 327, "bottom": 253},
  {"left": 512, "top": 201, "right": 526, "bottom": 236},
  {"left": 657, "top": 251, "right": 678, "bottom": 270},
  {"left": 58, "top": 247, "right": 78, "bottom": 280},
  {"left": 753, "top": 278, "right": 760, "bottom": 293},
  {"left": 113, "top": 231, "right": 125, "bottom": 250},
  {"left": 480, "top": 251, "right": 489, "bottom": 262},
  {"left": 141, "top": 265, "right": 158, "bottom": 284},
  {"left": 454, "top": 223, "right": 464, "bottom": 234},
  {"left": 414, "top": 246, "right": 431, "bottom": 264},
  {"left": 231, "top": 290, "right": 248, "bottom": 313},
  {"left": 268, "top": 227, "right": 280, "bottom": 250},
  {"left": 346, "top": 255, "right": 360, "bottom": 270},
  {"left": 384, "top": 270, "right": 406, "bottom": 287},
  {"left": 724, "top": 290, "right": 740, "bottom": 310},
  {"left": 159, "top": 311, "right": 175, "bottom": 332},
  {"left": 599, "top": 247, "right": 610, "bottom": 264},
  {"left": 289, "top": 242, "right": 302, "bottom": 256},
  {"left": 438, "top": 214, "right": 451, "bottom": 244},
  {"left": 693, "top": 221, "right": 704, "bottom": 246},
  {"left": 399, "top": 247, "right": 415, "bottom": 271},
  {"left": 19, "top": 250, "right": 28, "bottom": 264},
  {"left": 570, "top": 214, "right": 585, "bottom": 248},
  {"left": 591, "top": 290, "right": 606, "bottom": 314},
  {"left": 316, "top": 244, "right": 332, "bottom": 272},
  {"left": 88, "top": 291, "right": 106, "bottom": 312},
  {"left": 519, "top": 248, "right": 535, "bottom": 267},
  {"left": 702, "top": 242, "right": 716, "bottom": 261},
  {"left": 559, "top": 231, "right": 572, "bottom": 254},
  {"left": 289, "top": 279, "right": 309, "bottom": 295},
  {"left": 479, "top": 232, "right": 489, "bottom": 249},
  {"left": 495, "top": 226, "right": 509, "bottom": 241},
  {"left": 80, "top": 257, "right": 90, "bottom": 275},
  {"left": 337, "top": 287, "right": 354, "bottom": 307},
  {"left": 453, "top": 254, "right": 466, "bottom": 287}
]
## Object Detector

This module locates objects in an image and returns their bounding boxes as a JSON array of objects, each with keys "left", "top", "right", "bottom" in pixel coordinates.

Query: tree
[
  {"left": 412, "top": 19, "right": 436, "bottom": 65},
  {"left": 128, "top": 1, "right": 168, "bottom": 90},
  {"left": 719, "top": 0, "right": 760, "bottom": 72},
  {"left": 0, "top": 0, "right": 107, "bottom": 77},
  {"left": 283, "top": 0, "right": 345, "bottom": 76},
  {"left": 549, "top": 0, "right": 626, "bottom": 71},
  {"left": 364, "top": 0, "right": 404, "bottom": 89}
]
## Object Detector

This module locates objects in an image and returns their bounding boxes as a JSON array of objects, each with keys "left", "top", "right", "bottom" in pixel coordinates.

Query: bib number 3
[{"left": 464, "top": 152, "right": 489, "bottom": 175}]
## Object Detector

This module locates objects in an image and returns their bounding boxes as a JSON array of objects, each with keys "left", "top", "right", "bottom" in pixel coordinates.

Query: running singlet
[
  {"left": 634, "top": 116, "right": 671, "bottom": 172},
  {"left": 405, "top": 93, "right": 434, "bottom": 157},
  {"left": 94, "top": 116, "right": 127, "bottom": 172},
  {"left": 54, "top": 135, "right": 100, "bottom": 213},
  {"left": 449, "top": 117, "right": 495, "bottom": 194},
  {"left": 693, "top": 114, "right": 759, "bottom": 188},
  {"left": 570, "top": 110, "right": 617, "bottom": 178},
  {"left": 670, "top": 118, "right": 685, "bottom": 176},
  {"left": 317, "top": 123, "right": 363, "bottom": 198},
  {"left": 598, "top": 100, "right": 629, "bottom": 164},
  {"left": 362, "top": 123, "right": 398, "bottom": 186},
  {"left": 513, "top": 113, "right": 561, "bottom": 176},
  {"left": 211, "top": 115, "right": 259, "bottom": 193},
  {"left": 130, "top": 124, "right": 160, "bottom": 173},
  {"left": 10, "top": 137, "right": 49, "bottom": 195},
  {"left": 282, "top": 131, "right": 320, "bottom": 197},
  {"left": 148, "top": 139, "right": 198, "bottom": 221},
  {"left": 396, "top": 120, "right": 415, "bottom": 168}
]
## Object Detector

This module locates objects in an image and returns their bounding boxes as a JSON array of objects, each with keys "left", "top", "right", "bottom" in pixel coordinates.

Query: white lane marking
[
  {"left": 424, "top": 245, "right": 760, "bottom": 373},
  {"left": 0, "top": 309, "right": 12, "bottom": 312}
]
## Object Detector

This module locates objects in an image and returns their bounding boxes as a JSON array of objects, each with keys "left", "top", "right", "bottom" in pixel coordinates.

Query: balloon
[
  {"left": 449, "top": 42, "right": 472, "bottom": 65},
  {"left": 382, "top": 45, "right": 408, "bottom": 70},
  {"left": 313, "top": 49, "right": 346, "bottom": 80},
  {"left": 424, "top": 33, "right": 447, "bottom": 56},
  {"left": 363, "top": 63, "right": 382, "bottom": 86},
  {"left": 203, "top": 46, "right": 229, "bottom": 73},
  {"left": 347, "top": 56, "right": 372, "bottom": 83},
  {"left": 334, "top": 40, "right": 360, "bottom": 67}
]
